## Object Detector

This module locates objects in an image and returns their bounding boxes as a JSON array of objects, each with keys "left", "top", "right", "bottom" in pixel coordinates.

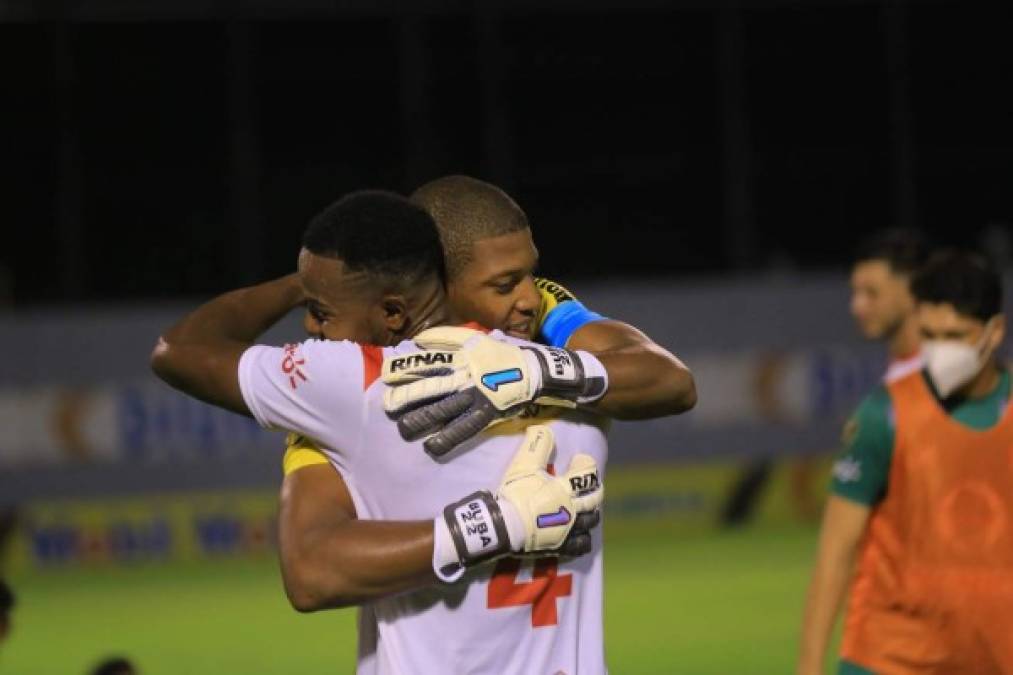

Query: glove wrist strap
[
  {"left": 442, "top": 490, "right": 512, "bottom": 569},
  {"left": 521, "top": 346, "right": 608, "bottom": 404},
  {"left": 573, "top": 349, "right": 608, "bottom": 403}
]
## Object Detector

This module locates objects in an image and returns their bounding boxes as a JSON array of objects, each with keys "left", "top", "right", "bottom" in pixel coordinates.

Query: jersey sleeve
[
  {"left": 238, "top": 339, "right": 366, "bottom": 455},
  {"left": 533, "top": 277, "right": 606, "bottom": 348},
  {"left": 831, "top": 386, "right": 895, "bottom": 506}
]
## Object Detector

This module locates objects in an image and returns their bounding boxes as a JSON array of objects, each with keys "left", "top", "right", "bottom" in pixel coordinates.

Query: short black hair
[
  {"left": 0, "top": 579, "right": 13, "bottom": 615},
  {"left": 91, "top": 657, "right": 136, "bottom": 675},
  {"left": 411, "top": 176, "right": 529, "bottom": 279},
  {"left": 912, "top": 249, "right": 1003, "bottom": 322},
  {"left": 854, "top": 228, "right": 930, "bottom": 276},
  {"left": 302, "top": 190, "right": 445, "bottom": 285}
]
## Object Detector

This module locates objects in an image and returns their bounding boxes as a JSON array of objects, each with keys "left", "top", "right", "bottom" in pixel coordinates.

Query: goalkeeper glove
[
  {"left": 432, "top": 425, "right": 603, "bottom": 582},
  {"left": 383, "top": 326, "right": 608, "bottom": 456}
]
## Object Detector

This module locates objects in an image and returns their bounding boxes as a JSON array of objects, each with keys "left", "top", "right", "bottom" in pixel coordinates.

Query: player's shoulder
[
  {"left": 239, "top": 339, "right": 374, "bottom": 435},
  {"left": 834, "top": 384, "right": 896, "bottom": 505},
  {"left": 241, "top": 338, "right": 366, "bottom": 388},
  {"left": 884, "top": 352, "right": 925, "bottom": 383},
  {"left": 850, "top": 384, "right": 893, "bottom": 430},
  {"left": 841, "top": 384, "right": 894, "bottom": 451},
  {"left": 857, "top": 384, "right": 892, "bottom": 415},
  {"left": 286, "top": 338, "right": 386, "bottom": 394},
  {"left": 293, "top": 337, "right": 365, "bottom": 356},
  {"left": 393, "top": 329, "right": 508, "bottom": 351}
]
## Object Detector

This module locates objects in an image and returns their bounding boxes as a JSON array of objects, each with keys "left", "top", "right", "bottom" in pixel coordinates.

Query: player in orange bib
[{"left": 799, "top": 250, "right": 1011, "bottom": 675}]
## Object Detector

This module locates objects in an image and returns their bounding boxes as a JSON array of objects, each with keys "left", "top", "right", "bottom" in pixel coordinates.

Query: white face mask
[{"left": 922, "top": 321, "right": 995, "bottom": 398}]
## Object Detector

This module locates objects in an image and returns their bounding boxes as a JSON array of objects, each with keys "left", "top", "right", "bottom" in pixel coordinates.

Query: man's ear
[
  {"left": 380, "top": 294, "right": 409, "bottom": 335},
  {"left": 987, "top": 314, "right": 1006, "bottom": 354}
]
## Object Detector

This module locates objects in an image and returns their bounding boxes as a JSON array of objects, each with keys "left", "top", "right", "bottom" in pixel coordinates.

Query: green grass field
[{"left": 1, "top": 523, "right": 827, "bottom": 674}]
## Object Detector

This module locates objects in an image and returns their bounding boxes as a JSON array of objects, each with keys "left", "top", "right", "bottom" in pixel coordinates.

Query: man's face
[
  {"left": 297, "top": 249, "right": 391, "bottom": 344},
  {"left": 918, "top": 303, "right": 1005, "bottom": 394},
  {"left": 447, "top": 229, "right": 542, "bottom": 340},
  {"left": 850, "top": 260, "right": 915, "bottom": 341}
]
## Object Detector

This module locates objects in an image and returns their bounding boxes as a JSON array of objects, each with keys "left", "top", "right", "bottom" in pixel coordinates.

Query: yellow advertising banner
[
  {"left": 5, "top": 490, "right": 278, "bottom": 572},
  {"left": 3, "top": 456, "right": 834, "bottom": 572}
]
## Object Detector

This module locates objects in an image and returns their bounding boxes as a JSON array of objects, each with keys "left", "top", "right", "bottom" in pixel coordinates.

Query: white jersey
[
  {"left": 884, "top": 350, "right": 924, "bottom": 384},
  {"left": 238, "top": 332, "right": 609, "bottom": 675}
]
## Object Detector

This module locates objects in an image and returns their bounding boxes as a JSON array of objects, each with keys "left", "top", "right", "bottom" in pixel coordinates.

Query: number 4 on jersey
[{"left": 487, "top": 557, "right": 572, "bottom": 627}]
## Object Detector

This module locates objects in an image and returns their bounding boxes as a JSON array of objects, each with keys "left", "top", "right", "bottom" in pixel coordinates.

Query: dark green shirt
[{"left": 831, "top": 369, "right": 1012, "bottom": 506}]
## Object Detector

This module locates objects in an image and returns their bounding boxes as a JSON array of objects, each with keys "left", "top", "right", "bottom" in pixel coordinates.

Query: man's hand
[
  {"left": 383, "top": 327, "right": 608, "bottom": 456},
  {"left": 432, "top": 425, "right": 603, "bottom": 581}
]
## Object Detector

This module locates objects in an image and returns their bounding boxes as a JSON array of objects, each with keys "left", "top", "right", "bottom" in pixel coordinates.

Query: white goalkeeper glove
[
  {"left": 432, "top": 425, "right": 603, "bottom": 582},
  {"left": 383, "top": 326, "right": 608, "bottom": 456}
]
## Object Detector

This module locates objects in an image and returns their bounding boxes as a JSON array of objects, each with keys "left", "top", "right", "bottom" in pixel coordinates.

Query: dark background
[{"left": 2, "top": 0, "right": 1011, "bottom": 306}]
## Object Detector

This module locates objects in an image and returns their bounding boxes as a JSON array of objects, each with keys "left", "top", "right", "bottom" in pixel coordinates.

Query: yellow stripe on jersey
[
  {"left": 282, "top": 433, "right": 330, "bottom": 476},
  {"left": 535, "top": 277, "right": 607, "bottom": 348},
  {"left": 534, "top": 277, "right": 578, "bottom": 332}
]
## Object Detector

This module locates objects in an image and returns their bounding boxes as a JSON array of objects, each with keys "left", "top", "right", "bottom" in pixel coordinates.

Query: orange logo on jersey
[{"left": 281, "top": 344, "right": 308, "bottom": 390}]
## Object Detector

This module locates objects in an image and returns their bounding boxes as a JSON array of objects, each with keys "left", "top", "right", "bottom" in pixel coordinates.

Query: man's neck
[
  {"left": 402, "top": 282, "right": 452, "bottom": 340},
  {"left": 888, "top": 314, "right": 922, "bottom": 360},
  {"left": 957, "top": 361, "right": 1002, "bottom": 400}
]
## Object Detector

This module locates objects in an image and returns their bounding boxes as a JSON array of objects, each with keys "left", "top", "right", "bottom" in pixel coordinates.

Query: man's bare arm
[
  {"left": 279, "top": 425, "right": 603, "bottom": 611},
  {"left": 150, "top": 274, "right": 304, "bottom": 414},
  {"left": 568, "top": 320, "right": 696, "bottom": 420},
  {"left": 797, "top": 495, "right": 871, "bottom": 675},
  {"left": 279, "top": 464, "right": 437, "bottom": 612}
]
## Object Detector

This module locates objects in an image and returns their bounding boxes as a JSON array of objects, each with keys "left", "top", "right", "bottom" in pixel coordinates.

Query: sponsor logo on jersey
[
  {"left": 387, "top": 351, "right": 455, "bottom": 373},
  {"left": 841, "top": 416, "right": 859, "bottom": 447},
  {"left": 833, "top": 456, "right": 862, "bottom": 483},
  {"left": 282, "top": 343, "right": 308, "bottom": 390}
]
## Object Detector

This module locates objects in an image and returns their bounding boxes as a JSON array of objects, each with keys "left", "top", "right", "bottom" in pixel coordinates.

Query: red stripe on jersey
[
  {"left": 361, "top": 345, "right": 383, "bottom": 390},
  {"left": 458, "top": 321, "right": 491, "bottom": 333}
]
